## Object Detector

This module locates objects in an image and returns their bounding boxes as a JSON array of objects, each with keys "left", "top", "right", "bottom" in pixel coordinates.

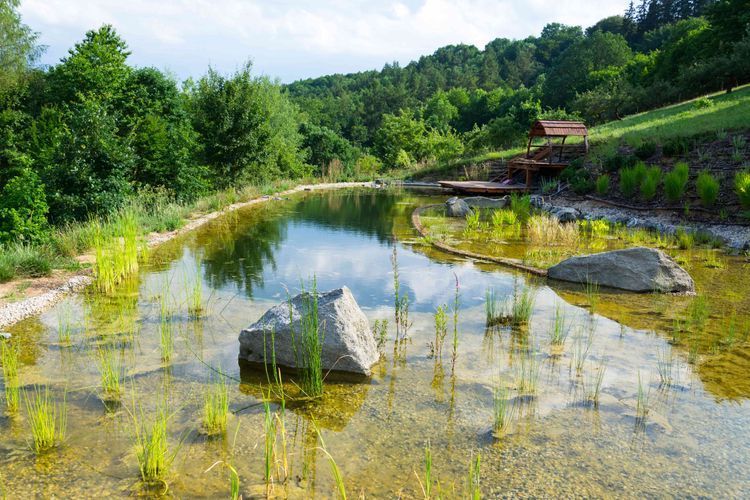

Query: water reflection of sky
[{"left": 205, "top": 217, "right": 524, "bottom": 313}]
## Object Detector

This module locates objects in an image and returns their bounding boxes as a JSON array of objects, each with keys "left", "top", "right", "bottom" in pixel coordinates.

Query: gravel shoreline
[{"left": 0, "top": 181, "right": 374, "bottom": 330}]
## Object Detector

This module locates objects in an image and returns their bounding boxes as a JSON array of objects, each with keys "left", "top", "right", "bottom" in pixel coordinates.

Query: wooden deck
[{"left": 437, "top": 180, "right": 529, "bottom": 194}]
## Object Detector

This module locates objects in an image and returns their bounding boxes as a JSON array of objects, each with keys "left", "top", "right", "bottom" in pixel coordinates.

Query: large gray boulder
[
  {"left": 463, "top": 196, "right": 508, "bottom": 209},
  {"left": 239, "top": 287, "right": 378, "bottom": 375},
  {"left": 445, "top": 197, "right": 472, "bottom": 217},
  {"left": 548, "top": 247, "right": 695, "bottom": 293}
]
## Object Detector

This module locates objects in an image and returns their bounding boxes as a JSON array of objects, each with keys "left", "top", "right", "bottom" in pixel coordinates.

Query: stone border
[
  {"left": 0, "top": 181, "right": 375, "bottom": 330},
  {"left": 411, "top": 205, "right": 547, "bottom": 277}
]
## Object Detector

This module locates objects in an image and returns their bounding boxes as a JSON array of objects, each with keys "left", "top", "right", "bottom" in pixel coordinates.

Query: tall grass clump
[
  {"left": 526, "top": 214, "right": 579, "bottom": 247},
  {"left": 619, "top": 162, "right": 647, "bottom": 197},
  {"left": 656, "top": 347, "right": 674, "bottom": 386},
  {"left": 595, "top": 174, "right": 610, "bottom": 195},
  {"left": 585, "top": 279, "right": 600, "bottom": 312},
  {"left": 421, "top": 440, "right": 434, "bottom": 499},
  {"left": 25, "top": 385, "right": 67, "bottom": 453},
  {"left": 734, "top": 171, "right": 750, "bottom": 209},
  {"left": 509, "top": 193, "right": 531, "bottom": 223},
  {"left": 159, "top": 299, "right": 175, "bottom": 363},
  {"left": 491, "top": 209, "right": 518, "bottom": 227},
  {"left": 96, "top": 345, "right": 123, "bottom": 400},
  {"left": 184, "top": 263, "right": 205, "bottom": 319},
  {"left": 485, "top": 287, "right": 501, "bottom": 327},
  {"left": 549, "top": 303, "right": 569, "bottom": 350},
  {"left": 1, "top": 341, "right": 20, "bottom": 413},
  {"left": 293, "top": 278, "right": 324, "bottom": 398},
  {"left": 492, "top": 386, "right": 514, "bottom": 436},
  {"left": 640, "top": 166, "right": 662, "bottom": 201},
  {"left": 203, "top": 374, "right": 229, "bottom": 435},
  {"left": 584, "top": 358, "right": 607, "bottom": 406},
  {"left": 451, "top": 274, "right": 460, "bottom": 372},
  {"left": 464, "top": 210, "right": 481, "bottom": 231},
  {"left": 263, "top": 398, "right": 277, "bottom": 494},
  {"left": 0, "top": 243, "right": 55, "bottom": 283},
  {"left": 663, "top": 162, "right": 690, "bottom": 203},
  {"left": 93, "top": 209, "right": 142, "bottom": 294},
  {"left": 132, "top": 407, "right": 178, "bottom": 485},
  {"left": 696, "top": 171, "right": 720, "bottom": 207},
  {"left": 636, "top": 372, "right": 651, "bottom": 423},
  {"left": 57, "top": 302, "right": 74, "bottom": 345}
]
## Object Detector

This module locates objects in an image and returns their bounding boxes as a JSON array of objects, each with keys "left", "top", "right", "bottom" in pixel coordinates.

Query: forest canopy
[{"left": 0, "top": 0, "right": 749, "bottom": 243}]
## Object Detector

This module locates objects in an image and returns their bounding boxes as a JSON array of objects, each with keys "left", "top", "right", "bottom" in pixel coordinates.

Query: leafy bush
[
  {"left": 663, "top": 162, "right": 690, "bottom": 203},
  {"left": 571, "top": 177, "right": 595, "bottom": 194},
  {"left": 695, "top": 171, "right": 720, "bottom": 207},
  {"left": 0, "top": 168, "right": 50, "bottom": 244},
  {"left": 693, "top": 97, "right": 714, "bottom": 109},
  {"left": 354, "top": 154, "right": 383, "bottom": 179},
  {"left": 640, "top": 166, "right": 662, "bottom": 201},
  {"left": 595, "top": 174, "right": 610, "bottom": 195},
  {"left": 734, "top": 171, "right": 750, "bottom": 209},
  {"left": 634, "top": 141, "right": 657, "bottom": 160}
]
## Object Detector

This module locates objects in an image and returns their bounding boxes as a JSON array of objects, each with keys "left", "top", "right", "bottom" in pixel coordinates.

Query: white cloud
[{"left": 19, "top": 0, "right": 626, "bottom": 82}]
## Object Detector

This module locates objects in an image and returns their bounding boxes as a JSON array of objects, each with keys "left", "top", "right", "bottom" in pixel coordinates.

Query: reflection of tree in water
[
  {"left": 201, "top": 214, "right": 288, "bottom": 298},
  {"left": 289, "top": 190, "right": 399, "bottom": 243},
  {"left": 200, "top": 190, "right": 400, "bottom": 298}
]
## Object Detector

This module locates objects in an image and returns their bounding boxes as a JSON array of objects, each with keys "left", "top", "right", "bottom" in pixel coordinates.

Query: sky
[{"left": 19, "top": 0, "right": 626, "bottom": 83}]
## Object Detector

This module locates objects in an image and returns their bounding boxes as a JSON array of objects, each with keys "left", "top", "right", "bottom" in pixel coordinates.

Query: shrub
[
  {"left": 634, "top": 141, "right": 657, "bottom": 160},
  {"left": 602, "top": 153, "right": 637, "bottom": 172},
  {"left": 619, "top": 164, "right": 645, "bottom": 197},
  {"left": 662, "top": 137, "right": 689, "bottom": 157},
  {"left": 663, "top": 162, "right": 690, "bottom": 203},
  {"left": 354, "top": 154, "right": 383, "bottom": 179},
  {"left": 734, "top": 171, "right": 750, "bottom": 209},
  {"left": 0, "top": 244, "right": 54, "bottom": 282},
  {"left": 595, "top": 174, "right": 610, "bottom": 195},
  {"left": 693, "top": 97, "right": 713, "bottom": 109},
  {"left": 0, "top": 168, "right": 50, "bottom": 245},
  {"left": 640, "top": 166, "right": 662, "bottom": 201},
  {"left": 696, "top": 171, "right": 719, "bottom": 207},
  {"left": 571, "top": 176, "right": 594, "bottom": 195}
]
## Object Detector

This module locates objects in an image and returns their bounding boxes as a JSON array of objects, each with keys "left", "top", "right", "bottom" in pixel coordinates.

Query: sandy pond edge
[{"left": 0, "top": 181, "right": 375, "bottom": 330}]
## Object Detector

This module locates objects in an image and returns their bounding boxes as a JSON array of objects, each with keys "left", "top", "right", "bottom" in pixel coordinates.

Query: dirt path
[{"left": 0, "top": 181, "right": 374, "bottom": 330}]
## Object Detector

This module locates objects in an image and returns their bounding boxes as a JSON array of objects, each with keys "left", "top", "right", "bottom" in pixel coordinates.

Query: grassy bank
[
  {"left": 0, "top": 178, "right": 309, "bottom": 286},
  {"left": 408, "top": 84, "right": 750, "bottom": 183}
]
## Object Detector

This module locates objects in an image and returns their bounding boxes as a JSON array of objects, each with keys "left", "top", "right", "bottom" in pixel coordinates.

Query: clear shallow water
[{"left": 2, "top": 189, "right": 750, "bottom": 497}]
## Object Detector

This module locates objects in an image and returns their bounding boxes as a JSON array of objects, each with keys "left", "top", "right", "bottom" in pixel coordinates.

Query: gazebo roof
[{"left": 529, "top": 120, "right": 588, "bottom": 138}]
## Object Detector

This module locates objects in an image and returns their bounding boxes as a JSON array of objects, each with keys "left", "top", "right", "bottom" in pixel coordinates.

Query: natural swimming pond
[{"left": 2, "top": 188, "right": 750, "bottom": 497}]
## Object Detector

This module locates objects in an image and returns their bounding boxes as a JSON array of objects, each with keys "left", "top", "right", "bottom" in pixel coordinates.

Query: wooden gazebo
[
  {"left": 506, "top": 120, "right": 589, "bottom": 188},
  {"left": 438, "top": 120, "right": 588, "bottom": 194}
]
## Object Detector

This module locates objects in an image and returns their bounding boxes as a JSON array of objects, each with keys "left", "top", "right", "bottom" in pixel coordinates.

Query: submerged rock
[
  {"left": 445, "top": 197, "right": 472, "bottom": 217},
  {"left": 463, "top": 196, "right": 508, "bottom": 209},
  {"left": 238, "top": 287, "right": 378, "bottom": 375},
  {"left": 548, "top": 246, "right": 695, "bottom": 293}
]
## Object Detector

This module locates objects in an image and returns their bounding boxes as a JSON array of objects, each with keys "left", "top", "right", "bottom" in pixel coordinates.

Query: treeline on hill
[
  {"left": 1, "top": 0, "right": 749, "bottom": 247},
  {"left": 287, "top": 0, "right": 750, "bottom": 167}
]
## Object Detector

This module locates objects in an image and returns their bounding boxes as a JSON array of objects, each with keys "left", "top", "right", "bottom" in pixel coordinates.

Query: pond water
[{"left": 2, "top": 188, "right": 750, "bottom": 497}]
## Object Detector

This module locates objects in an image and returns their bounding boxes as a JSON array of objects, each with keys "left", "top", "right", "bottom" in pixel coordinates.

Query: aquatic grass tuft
[
  {"left": 391, "top": 246, "right": 411, "bottom": 338},
  {"left": 584, "top": 358, "right": 607, "bottom": 406},
  {"left": 203, "top": 373, "right": 229, "bottom": 435},
  {"left": 92, "top": 209, "right": 142, "bottom": 294},
  {"left": 636, "top": 372, "right": 651, "bottom": 424},
  {"left": 293, "top": 277, "right": 324, "bottom": 398},
  {"left": 1, "top": 341, "right": 20, "bottom": 413},
  {"left": 25, "top": 385, "right": 67, "bottom": 454},
  {"left": 373, "top": 319, "right": 388, "bottom": 349},
  {"left": 584, "top": 279, "right": 600, "bottom": 313},
  {"left": 96, "top": 345, "right": 123, "bottom": 400},
  {"left": 317, "top": 428, "right": 347, "bottom": 500},
  {"left": 656, "top": 347, "right": 674, "bottom": 387},
  {"left": 515, "top": 351, "right": 541, "bottom": 395},
  {"left": 549, "top": 303, "right": 569, "bottom": 349},
  {"left": 57, "top": 302, "right": 74, "bottom": 345},
  {"left": 421, "top": 440, "right": 434, "bottom": 499},
  {"left": 485, "top": 287, "right": 500, "bottom": 327},
  {"left": 467, "top": 452, "right": 481, "bottom": 499},
  {"left": 132, "top": 406, "right": 179, "bottom": 485},
  {"left": 492, "top": 386, "right": 514, "bottom": 436},
  {"left": 263, "top": 397, "right": 277, "bottom": 492},
  {"left": 432, "top": 304, "right": 448, "bottom": 360},
  {"left": 571, "top": 327, "right": 594, "bottom": 376},
  {"left": 184, "top": 263, "right": 205, "bottom": 319}
]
